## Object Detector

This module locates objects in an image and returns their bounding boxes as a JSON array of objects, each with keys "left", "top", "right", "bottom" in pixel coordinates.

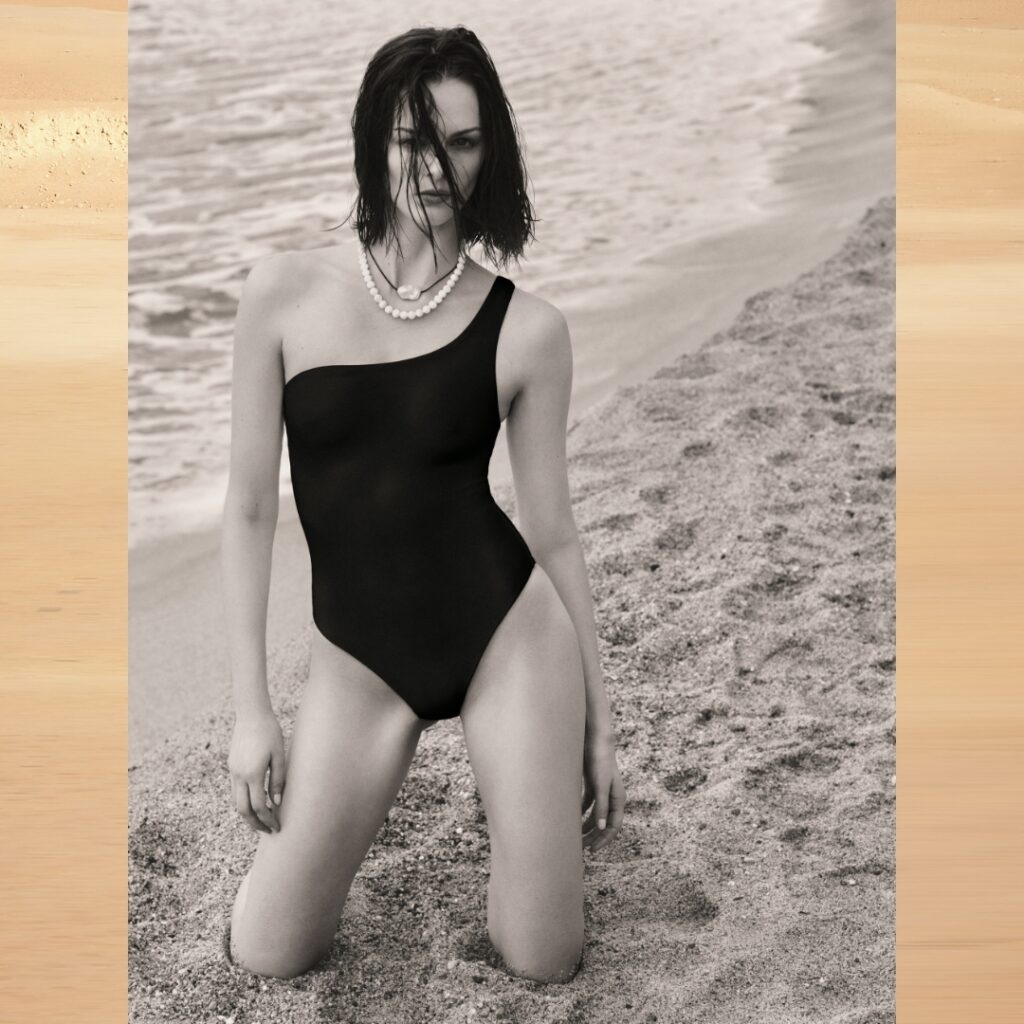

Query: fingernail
[
  {"left": 598, "top": 818, "right": 606, "bottom": 830},
  {"left": 273, "top": 793, "right": 281, "bottom": 806}
]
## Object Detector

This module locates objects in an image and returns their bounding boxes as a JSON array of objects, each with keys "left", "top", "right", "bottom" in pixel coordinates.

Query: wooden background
[
  {"left": 897, "top": 1, "right": 1024, "bottom": 1020},
  {"left": 1, "top": 0, "right": 1022, "bottom": 1019}
]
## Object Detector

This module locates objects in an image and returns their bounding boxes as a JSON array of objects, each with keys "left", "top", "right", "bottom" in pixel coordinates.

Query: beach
[
  {"left": 0, "top": 0, "right": 895, "bottom": 1019},
  {"left": 122, "top": 0, "right": 895, "bottom": 1019},
  {"left": 129, "top": 194, "right": 894, "bottom": 1023}
]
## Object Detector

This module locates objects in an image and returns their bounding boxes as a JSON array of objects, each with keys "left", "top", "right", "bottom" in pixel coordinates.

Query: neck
[{"left": 369, "top": 219, "right": 462, "bottom": 286}]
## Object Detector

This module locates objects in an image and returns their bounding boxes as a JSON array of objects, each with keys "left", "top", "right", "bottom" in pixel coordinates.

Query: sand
[{"left": 128, "top": 195, "right": 895, "bottom": 1024}]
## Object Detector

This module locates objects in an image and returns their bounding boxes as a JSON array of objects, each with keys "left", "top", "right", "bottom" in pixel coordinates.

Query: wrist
[
  {"left": 234, "top": 700, "right": 275, "bottom": 724},
  {"left": 584, "top": 716, "right": 615, "bottom": 744}
]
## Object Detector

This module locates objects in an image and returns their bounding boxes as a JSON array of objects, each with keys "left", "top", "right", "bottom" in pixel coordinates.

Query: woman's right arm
[{"left": 220, "top": 254, "right": 289, "bottom": 832}]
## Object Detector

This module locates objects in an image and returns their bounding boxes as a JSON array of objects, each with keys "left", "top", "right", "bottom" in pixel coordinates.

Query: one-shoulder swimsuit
[{"left": 282, "top": 274, "right": 536, "bottom": 720}]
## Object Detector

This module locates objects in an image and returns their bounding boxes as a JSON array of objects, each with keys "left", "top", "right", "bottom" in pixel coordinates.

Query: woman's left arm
[{"left": 504, "top": 300, "right": 625, "bottom": 852}]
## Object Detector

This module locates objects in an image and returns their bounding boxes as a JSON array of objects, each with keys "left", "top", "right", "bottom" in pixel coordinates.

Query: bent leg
[
  {"left": 230, "top": 636, "right": 430, "bottom": 979},
  {"left": 460, "top": 564, "right": 588, "bottom": 983}
]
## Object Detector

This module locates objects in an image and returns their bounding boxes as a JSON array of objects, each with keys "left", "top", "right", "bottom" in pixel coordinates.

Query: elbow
[{"left": 222, "top": 483, "right": 279, "bottom": 526}]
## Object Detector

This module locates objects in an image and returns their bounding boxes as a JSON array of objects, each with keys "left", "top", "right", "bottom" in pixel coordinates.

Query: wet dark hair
[{"left": 331, "top": 26, "right": 537, "bottom": 270}]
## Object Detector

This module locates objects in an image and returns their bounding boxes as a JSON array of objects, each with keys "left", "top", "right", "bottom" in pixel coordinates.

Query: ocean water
[{"left": 128, "top": 0, "right": 831, "bottom": 548}]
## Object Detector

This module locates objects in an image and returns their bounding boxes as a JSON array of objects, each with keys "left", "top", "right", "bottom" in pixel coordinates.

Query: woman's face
[{"left": 387, "top": 76, "right": 485, "bottom": 233}]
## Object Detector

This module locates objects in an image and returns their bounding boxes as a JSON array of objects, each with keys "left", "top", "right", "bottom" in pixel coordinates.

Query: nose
[{"left": 418, "top": 146, "right": 444, "bottom": 184}]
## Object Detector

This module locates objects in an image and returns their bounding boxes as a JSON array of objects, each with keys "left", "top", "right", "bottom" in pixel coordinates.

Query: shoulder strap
[{"left": 476, "top": 275, "right": 515, "bottom": 344}]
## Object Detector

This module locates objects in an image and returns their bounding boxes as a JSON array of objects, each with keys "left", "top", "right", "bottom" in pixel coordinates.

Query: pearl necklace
[{"left": 358, "top": 245, "right": 467, "bottom": 320}]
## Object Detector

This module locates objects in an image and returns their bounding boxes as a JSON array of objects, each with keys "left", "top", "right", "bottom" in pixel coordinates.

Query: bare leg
[
  {"left": 460, "top": 564, "right": 588, "bottom": 983},
  {"left": 229, "top": 630, "right": 433, "bottom": 979}
]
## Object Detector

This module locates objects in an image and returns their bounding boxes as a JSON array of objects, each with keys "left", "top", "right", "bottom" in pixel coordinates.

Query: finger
[
  {"left": 259, "top": 764, "right": 280, "bottom": 832},
  {"left": 581, "top": 808, "right": 604, "bottom": 849},
  {"left": 607, "top": 775, "right": 626, "bottom": 830},
  {"left": 233, "top": 778, "right": 271, "bottom": 834},
  {"left": 590, "top": 778, "right": 625, "bottom": 851},
  {"left": 581, "top": 776, "right": 594, "bottom": 816},
  {"left": 268, "top": 746, "right": 286, "bottom": 810},
  {"left": 593, "top": 782, "right": 610, "bottom": 833},
  {"left": 581, "top": 808, "right": 596, "bottom": 839},
  {"left": 248, "top": 778, "right": 278, "bottom": 833},
  {"left": 588, "top": 823, "right": 620, "bottom": 853}
]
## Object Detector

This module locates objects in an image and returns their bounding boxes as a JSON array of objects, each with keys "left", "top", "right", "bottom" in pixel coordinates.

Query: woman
[{"left": 220, "top": 26, "right": 625, "bottom": 984}]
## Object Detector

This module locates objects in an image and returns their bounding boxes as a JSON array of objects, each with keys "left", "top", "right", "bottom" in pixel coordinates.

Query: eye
[{"left": 452, "top": 137, "right": 477, "bottom": 149}]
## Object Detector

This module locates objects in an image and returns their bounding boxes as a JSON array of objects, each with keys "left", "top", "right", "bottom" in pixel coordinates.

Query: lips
[{"left": 419, "top": 189, "right": 449, "bottom": 199}]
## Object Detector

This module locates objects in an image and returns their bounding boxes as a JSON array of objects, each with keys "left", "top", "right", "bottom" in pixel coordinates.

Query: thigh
[
  {"left": 231, "top": 641, "right": 429, "bottom": 975},
  {"left": 460, "top": 564, "right": 587, "bottom": 971}
]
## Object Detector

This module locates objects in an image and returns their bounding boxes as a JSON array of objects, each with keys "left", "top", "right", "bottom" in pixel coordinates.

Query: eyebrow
[{"left": 395, "top": 126, "right": 481, "bottom": 138}]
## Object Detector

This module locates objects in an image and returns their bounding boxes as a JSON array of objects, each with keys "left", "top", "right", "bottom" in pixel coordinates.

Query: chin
[{"left": 401, "top": 207, "right": 455, "bottom": 228}]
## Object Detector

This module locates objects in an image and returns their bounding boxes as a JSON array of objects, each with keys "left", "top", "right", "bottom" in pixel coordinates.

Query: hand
[
  {"left": 228, "top": 709, "right": 287, "bottom": 834},
  {"left": 581, "top": 728, "right": 625, "bottom": 853}
]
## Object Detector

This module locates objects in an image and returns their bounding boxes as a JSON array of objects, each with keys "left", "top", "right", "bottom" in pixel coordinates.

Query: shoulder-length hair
[{"left": 335, "top": 26, "right": 537, "bottom": 270}]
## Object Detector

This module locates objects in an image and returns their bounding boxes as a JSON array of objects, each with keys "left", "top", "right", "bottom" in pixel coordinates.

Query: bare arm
[
  {"left": 219, "top": 255, "right": 288, "bottom": 721},
  {"left": 505, "top": 304, "right": 613, "bottom": 741}
]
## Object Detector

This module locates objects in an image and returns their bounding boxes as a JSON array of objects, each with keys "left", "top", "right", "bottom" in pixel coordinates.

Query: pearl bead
[{"left": 359, "top": 247, "right": 467, "bottom": 319}]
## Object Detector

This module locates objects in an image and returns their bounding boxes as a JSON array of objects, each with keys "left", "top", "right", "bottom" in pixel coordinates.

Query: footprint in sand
[
  {"left": 823, "top": 582, "right": 874, "bottom": 611},
  {"left": 806, "top": 380, "right": 844, "bottom": 403},
  {"left": 641, "top": 398, "right": 687, "bottom": 422},
  {"left": 609, "top": 869, "right": 719, "bottom": 927},
  {"left": 780, "top": 825, "right": 810, "bottom": 842},
  {"left": 653, "top": 518, "right": 698, "bottom": 553},
  {"left": 743, "top": 746, "right": 842, "bottom": 793},
  {"left": 732, "top": 405, "right": 790, "bottom": 430},
  {"left": 831, "top": 409, "right": 858, "bottom": 426},
  {"left": 662, "top": 766, "right": 708, "bottom": 794},
  {"left": 683, "top": 439, "right": 713, "bottom": 457},
  {"left": 596, "top": 551, "right": 633, "bottom": 577},
  {"left": 592, "top": 511, "right": 639, "bottom": 531},
  {"left": 653, "top": 352, "right": 719, "bottom": 380},
  {"left": 638, "top": 483, "right": 674, "bottom": 504},
  {"left": 721, "top": 564, "right": 814, "bottom": 621}
]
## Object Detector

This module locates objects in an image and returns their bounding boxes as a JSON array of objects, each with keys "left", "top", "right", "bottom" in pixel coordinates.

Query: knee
[
  {"left": 227, "top": 873, "right": 334, "bottom": 980},
  {"left": 499, "top": 937, "right": 584, "bottom": 985},
  {"left": 489, "top": 913, "right": 584, "bottom": 985},
  {"left": 226, "top": 919, "right": 331, "bottom": 980}
]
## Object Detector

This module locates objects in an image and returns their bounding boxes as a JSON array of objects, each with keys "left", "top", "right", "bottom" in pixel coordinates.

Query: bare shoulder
[
  {"left": 238, "top": 246, "right": 350, "bottom": 327},
  {"left": 238, "top": 250, "right": 304, "bottom": 316},
  {"left": 243, "top": 245, "right": 344, "bottom": 297},
  {"left": 232, "top": 253, "right": 315, "bottom": 378},
  {"left": 504, "top": 280, "right": 572, "bottom": 381}
]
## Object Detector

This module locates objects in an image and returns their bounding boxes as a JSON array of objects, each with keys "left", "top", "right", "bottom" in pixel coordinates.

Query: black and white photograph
[{"left": 128, "top": 2, "right": 895, "bottom": 1020}]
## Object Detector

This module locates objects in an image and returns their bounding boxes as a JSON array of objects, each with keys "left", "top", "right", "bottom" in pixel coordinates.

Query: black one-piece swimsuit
[{"left": 282, "top": 274, "right": 536, "bottom": 721}]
